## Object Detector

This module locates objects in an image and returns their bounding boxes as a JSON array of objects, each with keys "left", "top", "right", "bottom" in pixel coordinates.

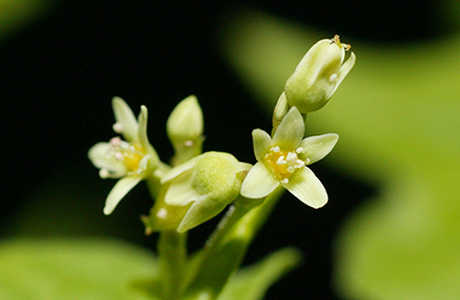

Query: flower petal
[
  {"left": 164, "top": 169, "right": 201, "bottom": 206},
  {"left": 177, "top": 195, "right": 227, "bottom": 233},
  {"left": 241, "top": 162, "right": 279, "bottom": 199},
  {"left": 299, "top": 133, "right": 338, "bottom": 165},
  {"left": 328, "top": 51, "right": 356, "bottom": 99},
  {"left": 252, "top": 129, "right": 272, "bottom": 161},
  {"left": 161, "top": 157, "right": 198, "bottom": 183},
  {"left": 88, "top": 142, "right": 126, "bottom": 176},
  {"left": 273, "top": 107, "right": 304, "bottom": 150},
  {"left": 283, "top": 167, "right": 327, "bottom": 209},
  {"left": 112, "top": 97, "right": 138, "bottom": 143},
  {"left": 104, "top": 175, "right": 142, "bottom": 215},
  {"left": 138, "top": 105, "right": 159, "bottom": 169}
]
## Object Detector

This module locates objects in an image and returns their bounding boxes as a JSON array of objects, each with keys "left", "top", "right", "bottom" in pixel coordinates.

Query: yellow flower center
[
  {"left": 109, "top": 137, "right": 146, "bottom": 173},
  {"left": 264, "top": 146, "right": 307, "bottom": 184}
]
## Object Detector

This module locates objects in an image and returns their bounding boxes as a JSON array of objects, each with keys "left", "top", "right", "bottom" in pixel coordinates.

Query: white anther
[
  {"left": 157, "top": 208, "right": 168, "bottom": 219},
  {"left": 305, "top": 158, "right": 311, "bottom": 164},
  {"left": 287, "top": 166, "right": 295, "bottom": 173},
  {"left": 286, "top": 152, "right": 298, "bottom": 162},
  {"left": 113, "top": 122, "right": 123, "bottom": 133},
  {"left": 276, "top": 156, "right": 286, "bottom": 165},
  {"left": 329, "top": 73, "right": 338, "bottom": 82},
  {"left": 114, "top": 152, "right": 124, "bottom": 161},
  {"left": 99, "top": 169, "right": 110, "bottom": 179},
  {"left": 281, "top": 178, "right": 289, "bottom": 184},
  {"left": 296, "top": 147, "right": 304, "bottom": 154},
  {"left": 110, "top": 137, "right": 122, "bottom": 146},
  {"left": 271, "top": 146, "right": 280, "bottom": 152}
]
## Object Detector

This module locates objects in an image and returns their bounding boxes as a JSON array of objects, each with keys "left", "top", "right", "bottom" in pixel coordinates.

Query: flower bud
[
  {"left": 284, "top": 35, "right": 356, "bottom": 113},
  {"left": 167, "top": 95, "right": 203, "bottom": 145},
  {"left": 167, "top": 95, "right": 204, "bottom": 165},
  {"left": 161, "top": 151, "right": 251, "bottom": 233}
]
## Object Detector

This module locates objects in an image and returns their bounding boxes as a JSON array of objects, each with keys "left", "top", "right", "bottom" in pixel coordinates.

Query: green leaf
[
  {"left": 219, "top": 7, "right": 460, "bottom": 300},
  {"left": 0, "top": 238, "right": 160, "bottom": 300},
  {"left": 218, "top": 248, "right": 302, "bottom": 300}
]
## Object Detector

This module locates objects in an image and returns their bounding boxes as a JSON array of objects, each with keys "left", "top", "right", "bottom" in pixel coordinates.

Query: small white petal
[
  {"left": 161, "top": 157, "right": 198, "bottom": 183},
  {"left": 164, "top": 170, "right": 201, "bottom": 206},
  {"left": 252, "top": 129, "right": 272, "bottom": 161},
  {"left": 112, "top": 97, "right": 138, "bottom": 143},
  {"left": 328, "top": 51, "right": 356, "bottom": 99},
  {"left": 88, "top": 142, "right": 126, "bottom": 176},
  {"left": 300, "top": 133, "right": 338, "bottom": 165},
  {"left": 177, "top": 195, "right": 227, "bottom": 233},
  {"left": 138, "top": 105, "right": 160, "bottom": 169},
  {"left": 283, "top": 167, "right": 327, "bottom": 209},
  {"left": 241, "top": 162, "right": 279, "bottom": 199},
  {"left": 273, "top": 107, "right": 304, "bottom": 150},
  {"left": 104, "top": 175, "right": 142, "bottom": 215}
]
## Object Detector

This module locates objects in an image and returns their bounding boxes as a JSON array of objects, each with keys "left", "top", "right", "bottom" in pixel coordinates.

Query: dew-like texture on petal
[
  {"left": 177, "top": 195, "right": 227, "bottom": 233},
  {"left": 241, "top": 162, "right": 279, "bottom": 199},
  {"left": 252, "top": 129, "right": 272, "bottom": 161},
  {"left": 300, "top": 133, "right": 338, "bottom": 165},
  {"left": 104, "top": 176, "right": 142, "bottom": 215},
  {"left": 112, "top": 97, "right": 138, "bottom": 143},
  {"left": 273, "top": 107, "right": 304, "bottom": 150},
  {"left": 88, "top": 142, "right": 127, "bottom": 176},
  {"left": 283, "top": 167, "right": 327, "bottom": 209},
  {"left": 164, "top": 170, "right": 201, "bottom": 206},
  {"left": 161, "top": 157, "right": 198, "bottom": 183}
]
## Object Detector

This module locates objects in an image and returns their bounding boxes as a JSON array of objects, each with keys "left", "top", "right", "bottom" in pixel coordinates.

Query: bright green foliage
[
  {"left": 218, "top": 248, "right": 302, "bottom": 300},
  {"left": 220, "top": 8, "right": 460, "bottom": 300},
  {"left": 0, "top": 239, "right": 159, "bottom": 300}
]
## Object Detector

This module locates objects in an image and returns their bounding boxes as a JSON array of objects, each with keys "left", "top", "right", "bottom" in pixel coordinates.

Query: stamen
[
  {"left": 271, "top": 146, "right": 280, "bottom": 152},
  {"left": 281, "top": 178, "right": 289, "bottom": 184},
  {"left": 112, "top": 122, "right": 123, "bottom": 133},
  {"left": 276, "top": 156, "right": 286, "bottom": 165},
  {"left": 329, "top": 74, "right": 338, "bottom": 82},
  {"left": 296, "top": 147, "right": 304, "bottom": 154},
  {"left": 99, "top": 168, "right": 110, "bottom": 179},
  {"left": 110, "top": 137, "right": 122, "bottom": 146},
  {"left": 157, "top": 208, "right": 168, "bottom": 219}
]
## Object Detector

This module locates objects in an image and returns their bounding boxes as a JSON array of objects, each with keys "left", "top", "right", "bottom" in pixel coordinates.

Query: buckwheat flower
[
  {"left": 241, "top": 107, "right": 338, "bottom": 208},
  {"left": 285, "top": 35, "right": 356, "bottom": 113},
  {"left": 161, "top": 151, "right": 251, "bottom": 233},
  {"left": 88, "top": 97, "right": 160, "bottom": 215}
]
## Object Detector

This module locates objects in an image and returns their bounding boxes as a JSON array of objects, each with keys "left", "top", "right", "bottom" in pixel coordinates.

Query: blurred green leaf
[
  {"left": 0, "top": 0, "right": 57, "bottom": 41},
  {"left": 218, "top": 247, "right": 302, "bottom": 300},
  {"left": 220, "top": 8, "right": 460, "bottom": 300},
  {"left": 0, "top": 238, "right": 159, "bottom": 300}
]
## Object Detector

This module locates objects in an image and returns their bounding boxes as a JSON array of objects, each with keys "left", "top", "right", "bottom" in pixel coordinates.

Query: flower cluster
[{"left": 88, "top": 35, "right": 355, "bottom": 232}]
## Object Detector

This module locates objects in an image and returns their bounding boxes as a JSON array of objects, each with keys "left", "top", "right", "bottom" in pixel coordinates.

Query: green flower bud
[
  {"left": 161, "top": 151, "right": 251, "bottom": 233},
  {"left": 167, "top": 95, "right": 203, "bottom": 144},
  {"left": 284, "top": 35, "right": 356, "bottom": 113},
  {"left": 167, "top": 95, "right": 204, "bottom": 165}
]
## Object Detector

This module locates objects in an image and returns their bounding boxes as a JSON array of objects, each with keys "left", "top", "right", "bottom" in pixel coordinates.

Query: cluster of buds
[{"left": 88, "top": 35, "right": 355, "bottom": 233}]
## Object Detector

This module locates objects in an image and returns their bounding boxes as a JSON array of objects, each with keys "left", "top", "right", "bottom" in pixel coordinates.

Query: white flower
[
  {"left": 241, "top": 107, "right": 338, "bottom": 208},
  {"left": 88, "top": 97, "right": 160, "bottom": 215}
]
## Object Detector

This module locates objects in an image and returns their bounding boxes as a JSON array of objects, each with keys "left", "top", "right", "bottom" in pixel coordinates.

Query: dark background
[{"left": 1, "top": 0, "right": 452, "bottom": 299}]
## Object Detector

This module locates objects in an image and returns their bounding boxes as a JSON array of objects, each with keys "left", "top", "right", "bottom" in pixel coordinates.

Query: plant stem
[{"left": 157, "top": 230, "right": 187, "bottom": 300}]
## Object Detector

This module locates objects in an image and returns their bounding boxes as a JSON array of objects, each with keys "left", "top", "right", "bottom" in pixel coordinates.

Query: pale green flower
[
  {"left": 161, "top": 151, "right": 251, "bottom": 233},
  {"left": 285, "top": 35, "right": 356, "bottom": 113},
  {"left": 241, "top": 107, "right": 338, "bottom": 208},
  {"left": 88, "top": 97, "right": 160, "bottom": 215}
]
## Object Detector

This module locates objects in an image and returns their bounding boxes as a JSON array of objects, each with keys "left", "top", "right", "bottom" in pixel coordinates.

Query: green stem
[
  {"left": 157, "top": 230, "right": 188, "bottom": 300},
  {"left": 184, "top": 187, "right": 285, "bottom": 299}
]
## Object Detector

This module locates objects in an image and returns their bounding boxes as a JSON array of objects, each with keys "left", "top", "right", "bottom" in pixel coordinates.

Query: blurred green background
[{"left": 1, "top": 0, "right": 459, "bottom": 299}]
